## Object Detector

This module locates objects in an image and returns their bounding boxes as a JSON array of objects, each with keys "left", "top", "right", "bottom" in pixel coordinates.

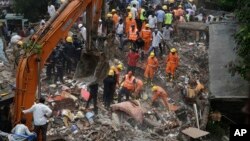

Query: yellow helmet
[
  {"left": 150, "top": 52, "right": 155, "bottom": 57},
  {"left": 107, "top": 13, "right": 112, "bottom": 17},
  {"left": 117, "top": 64, "right": 123, "bottom": 70},
  {"left": 178, "top": 5, "right": 182, "bottom": 8},
  {"left": 17, "top": 41, "right": 23, "bottom": 46},
  {"left": 128, "top": 14, "right": 132, "bottom": 18},
  {"left": 170, "top": 48, "right": 177, "bottom": 53},
  {"left": 162, "top": 5, "right": 168, "bottom": 10},
  {"left": 145, "top": 24, "right": 150, "bottom": 28},
  {"left": 110, "top": 66, "right": 116, "bottom": 71},
  {"left": 169, "top": 0, "right": 175, "bottom": 3},
  {"left": 151, "top": 86, "right": 158, "bottom": 91},
  {"left": 66, "top": 36, "right": 73, "bottom": 43},
  {"left": 112, "top": 9, "right": 116, "bottom": 12},
  {"left": 108, "top": 70, "right": 114, "bottom": 76}
]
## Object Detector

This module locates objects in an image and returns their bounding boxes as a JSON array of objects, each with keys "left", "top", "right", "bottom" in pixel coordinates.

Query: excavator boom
[{"left": 13, "top": 0, "right": 103, "bottom": 129}]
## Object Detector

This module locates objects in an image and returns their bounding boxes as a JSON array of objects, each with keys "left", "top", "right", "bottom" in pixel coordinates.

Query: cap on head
[
  {"left": 162, "top": 5, "right": 168, "bottom": 10},
  {"left": 151, "top": 86, "right": 158, "bottom": 91},
  {"left": 112, "top": 9, "right": 116, "bottom": 12},
  {"left": 145, "top": 24, "right": 150, "bottom": 28},
  {"left": 108, "top": 70, "right": 114, "bottom": 76},
  {"left": 127, "top": 6, "right": 131, "bottom": 10},
  {"left": 66, "top": 36, "right": 73, "bottom": 43},
  {"left": 150, "top": 52, "right": 155, "bottom": 57},
  {"left": 78, "top": 23, "right": 83, "bottom": 29},
  {"left": 170, "top": 48, "right": 177, "bottom": 53},
  {"left": 178, "top": 5, "right": 182, "bottom": 8}
]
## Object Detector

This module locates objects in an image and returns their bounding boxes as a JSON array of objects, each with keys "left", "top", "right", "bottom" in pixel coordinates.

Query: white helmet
[{"left": 78, "top": 24, "right": 83, "bottom": 29}]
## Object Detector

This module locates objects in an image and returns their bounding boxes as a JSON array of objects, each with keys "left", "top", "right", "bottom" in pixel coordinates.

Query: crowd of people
[{"left": 3, "top": 0, "right": 209, "bottom": 140}]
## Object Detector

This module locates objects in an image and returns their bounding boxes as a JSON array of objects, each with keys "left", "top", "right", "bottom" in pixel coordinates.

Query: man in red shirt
[{"left": 127, "top": 48, "right": 140, "bottom": 74}]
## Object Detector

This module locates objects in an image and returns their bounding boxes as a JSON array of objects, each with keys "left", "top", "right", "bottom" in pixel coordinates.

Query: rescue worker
[
  {"left": 128, "top": 24, "right": 138, "bottom": 42},
  {"left": 64, "top": 36, "right": 75, "bottom": 74},
  {"left": 165, "top": 48, "right": 179, "bottom": 81},
  {"left": 103, "top": 70, "right": 116, "bottom": 109},
  {"left": 54, "top": 46, "right": 65, "bottom": 83},
  {"left": 86, "top": 80, "right": 99, "bottom": 114},
  {"left": 23, "top": 97, "right": 52, "bottom": 141},
  {"left": 111, "top": 64, "right": 123, "bottom": 86},
  {"left": 125, "top": 14, "right": 137, "bottom": 35},
  {"left": 138, "top": 5, "right": 146, "bottom": 31},
  {"left": 164, "top": 8, "right": 173, "bottom": 28},
  {"left": 118, "top": 71, "right": 136, "bottom": 103},
  {"left": 13, "top": 40, "right": 24, "bottom": 68},
  {"left": 144, "top": 52, "right": 159, "bottom": 85},
  {"left": 151, "top": 85, "right": 169, "bottom": 109},
  {"left": 176, "top": 5, "right": 184, "bottom": 18},
  {"left": 105, "top": 13, "right": 115, "bottom": 35},
  {"left": 111, "top": 9, "right": 119, "bottom": 25},
  {"left": 45, "top": 49, "right": 56, "bottom": 81},
  {"left": 140, "top": 24, "right": 152, "bottom": 53},
  {"left": 127, "top": 48, "right": 140, "bottom": 74},
  {"left": 133, "top": 78, "right": 143, "bottom": 99}
]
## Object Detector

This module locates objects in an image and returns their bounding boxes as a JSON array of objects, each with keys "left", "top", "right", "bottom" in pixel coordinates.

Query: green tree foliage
[
  {"left": 233, "top": 0, "right": 250, "bottom": 81},
  {"left": 13, "top": 0, "right": 49, "bottom": 22}
]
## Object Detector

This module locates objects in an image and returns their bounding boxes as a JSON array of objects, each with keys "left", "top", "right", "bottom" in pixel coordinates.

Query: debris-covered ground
[
  {"left": 25, "top": 35, "right": 209, "bottom": 141},
  {"left": 0, "top": 28, "right": 210, "bottom": 141}
]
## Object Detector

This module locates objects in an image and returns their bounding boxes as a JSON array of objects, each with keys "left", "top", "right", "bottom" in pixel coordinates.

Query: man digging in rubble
[
  {"left": 86, "top": 80, "right": 99, "bottom": 114},
  {"left": 118, "top": 71, "right": 136, "bottom": 103},
  {"left": 151, "top": 85, "right": 169, "bottom": 110},
  {"left": 165, "top": 48, "right": 179, "bottom": 81}
]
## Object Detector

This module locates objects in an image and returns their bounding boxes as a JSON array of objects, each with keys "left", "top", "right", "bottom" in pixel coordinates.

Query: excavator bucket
[{"left": 74, "top": 51, "right": 109, "bottom": 82}]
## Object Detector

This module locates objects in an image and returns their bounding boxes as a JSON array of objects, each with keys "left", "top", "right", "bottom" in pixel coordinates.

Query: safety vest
[
  {"left": 141, "top": 29, "right": 151, "bottom": 40},
  {"left": 123, "top": 75, "right": 135, "bottom": 90},
  {"left": 128, "top": 28, "right": 138, "bottom": 41},
  {"left": 140, "top": 8, "right": 146, "bottom": 21},
  {"left": 165, "top": 13, "right": 173, "bottom": 25}
]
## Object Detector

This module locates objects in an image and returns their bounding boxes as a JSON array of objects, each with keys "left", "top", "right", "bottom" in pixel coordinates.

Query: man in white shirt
[
  {"left": 47, "top": 2, "right": 56, "bottom": 18},
  {"left": 11, "top": 118, "right": 36, "bottom": 140},
  {"left": 130, "top": 0, "right": 139, "bottom": 10},
  {"left": 148, "top": 29, "right": 162, "bottom": 56},
  {"left": 130, "top": 4, "right": 138, "bottom": 19},
  {"left": 78, "top": 23, "right": 87, "bottom": 42},
  {"left": 23, "top": 97, "right": 52, "bottom": 141},
  {"left": 148, "top": 14, "right": 157, "bottom": 29}
]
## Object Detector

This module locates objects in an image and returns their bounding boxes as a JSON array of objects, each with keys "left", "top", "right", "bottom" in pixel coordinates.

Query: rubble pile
[{"left": 38, "top": 37, "right": 210, "bottom": 140}]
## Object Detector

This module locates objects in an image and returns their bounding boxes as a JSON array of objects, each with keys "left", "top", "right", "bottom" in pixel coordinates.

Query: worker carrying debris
[
  {"left": 151, "top": 85, "right": 169, "bottom": 110},
  {"left": 144, "top": 52, "right": 159, "bottom": 85},
  {"left": 165, "top": 48, "right": 179, "bottom": 81},
  {"left": 118, "top": 71, "right": 136, "bottom": 103}
]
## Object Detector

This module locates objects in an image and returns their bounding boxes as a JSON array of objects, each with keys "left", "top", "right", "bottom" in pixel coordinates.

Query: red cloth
[{"left": 127, "top": 52, "right": 139, "bottom": 66}]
